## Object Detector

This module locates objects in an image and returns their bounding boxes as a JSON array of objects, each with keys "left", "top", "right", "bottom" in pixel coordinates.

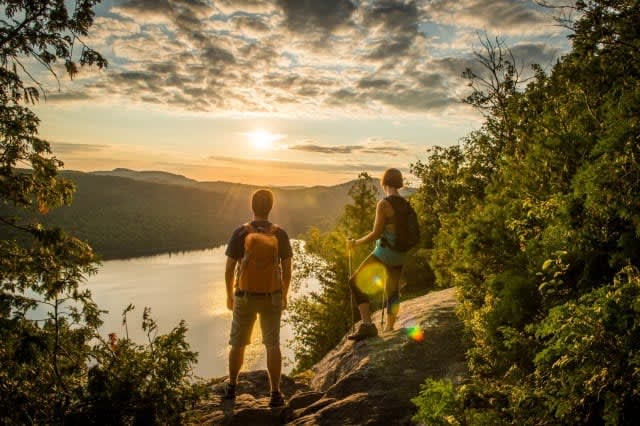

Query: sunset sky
[{"left": 33, "top": 0, "right": 570, "bottom": 186}]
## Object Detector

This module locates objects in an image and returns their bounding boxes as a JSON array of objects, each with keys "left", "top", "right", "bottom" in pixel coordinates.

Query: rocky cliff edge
[{"left": 191, "top": 287, "right": 467, "bottom": 425}]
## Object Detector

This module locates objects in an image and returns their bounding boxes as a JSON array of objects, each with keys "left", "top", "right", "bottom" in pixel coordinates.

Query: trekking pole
[
  {"left": 381, "top": 278, "right": 387, "bottom": 329},
  {"left": 348, "top": 243, "right": 355, "bottom": 333}
]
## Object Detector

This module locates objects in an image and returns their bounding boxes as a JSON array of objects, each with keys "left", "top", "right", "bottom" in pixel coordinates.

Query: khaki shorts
[{"left": 229, "top": 291, "right": 282, "bottom": 347}]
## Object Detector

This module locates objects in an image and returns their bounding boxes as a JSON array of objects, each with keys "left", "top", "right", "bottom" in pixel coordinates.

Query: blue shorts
[{"left": 372, "top": 240, "right": 407, "bottom": 266}]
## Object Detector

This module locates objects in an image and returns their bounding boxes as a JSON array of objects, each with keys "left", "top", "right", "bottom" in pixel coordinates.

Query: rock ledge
[{"left": 191, "top": 287, "right": 467, "bottom": 425}]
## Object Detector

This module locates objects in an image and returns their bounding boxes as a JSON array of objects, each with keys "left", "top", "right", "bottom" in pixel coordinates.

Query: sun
[{"left": 246, "top": 129, "right": 282, "bottom": 150}]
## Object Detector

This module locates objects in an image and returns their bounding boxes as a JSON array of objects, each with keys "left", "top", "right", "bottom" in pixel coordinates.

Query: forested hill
[
  {"left": 45, "top": 170, "right": 353, "bottom": 259},
  {"left": 0, "top": 169, "right": 412, "bottom": 260}
]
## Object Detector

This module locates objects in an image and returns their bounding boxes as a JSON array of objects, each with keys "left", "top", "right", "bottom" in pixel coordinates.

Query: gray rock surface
[{"left": 189, "top": 287, "right": 467, "bottom": 425}]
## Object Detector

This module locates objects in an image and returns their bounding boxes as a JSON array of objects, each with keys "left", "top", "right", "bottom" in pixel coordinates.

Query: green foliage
[
  {"left": 287, "top": 173, "right": 377, "bottom": 372},
  {"left": 1, "top": 1, "right": 107, "bottom": 422},
  {"left": 0, "top": 0, "right": 107, "bottom": 106},
  {"left": 411, "top": 1, "right": 640, "bottom": 423},
  {"left": 341, "top": 172, "right": 378, "bottom": 236},
  {"left": 532, "top": 267, "right": 640, "bottom": 424},
  {"left": 72, "top": 307, "right": 206, "bottom": 425},
  {"left": 412, "top": 379, "right": 514, "bottom": 426},
  {"left": 411, "top": 379, "right": 460, "bottom": 425},
  {"left": 0, "top": 2, "right": 205, "bottom": 423}
]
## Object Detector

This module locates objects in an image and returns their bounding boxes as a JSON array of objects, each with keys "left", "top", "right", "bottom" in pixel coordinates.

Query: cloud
[
  {"left": 214, "top": 0, "right": 277, "bottom": 14},
  {"left": 277, "top": 0, "right": 357, "bottom": 34},
  {"left": 360, "top": 0, "right": 423, "bottom": 60},
  {"left": 425, "top": 0, "right": 554, "bottom": 35},
  {"left": 231, "top": 15, "right": 271, "bottom": 35},
  {"left": 53, "top": 0, "right": 568, "bottom": 116},
  {"left": 46, "top": 91, "right": 92, "bottom": 102},
  {"left": 360, "top": 138, "right": 410, "bottom": 155},
  {"left": 289, "top": 143, "right": 363, "bottom": 154},
  {"left": 115, "top": 0, "right": 214, "bottom": 25},
  {"left": 288, "top": 138, "right": 410, "bottom": 156},
  {"left": 51, "top": 142, "right": 110, "bottom": 154},
  {"left": 510, "top": 42, "right": 561, "bottom": 69}
]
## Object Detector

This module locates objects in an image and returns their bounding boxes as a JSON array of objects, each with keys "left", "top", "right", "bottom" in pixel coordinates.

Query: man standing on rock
[{"left": 223, "top": 189, "right": 293, "bottom": 408}]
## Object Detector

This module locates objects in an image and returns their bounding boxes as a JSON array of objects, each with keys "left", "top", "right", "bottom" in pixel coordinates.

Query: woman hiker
[{"left": 346, "top": 168, "right": 409, "bottom": 340}]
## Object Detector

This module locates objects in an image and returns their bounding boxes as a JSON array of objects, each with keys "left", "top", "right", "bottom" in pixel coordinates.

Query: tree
[
  {"left": 1, "top": 2, "right": 204, "bottom": 422},
  {"left": 412, "top": 1, "right": 640, "bottom": 423},
  {"left": 1, "top": 1, "right": 108, "bottom": 421},
  {"left": 287, "top": 173, "right": 377, "bottom": 371}
]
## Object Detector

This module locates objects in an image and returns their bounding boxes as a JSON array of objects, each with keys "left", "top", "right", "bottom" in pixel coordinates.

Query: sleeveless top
[{"left": 372, "top": 227, "right": 407, "bottom": 267}]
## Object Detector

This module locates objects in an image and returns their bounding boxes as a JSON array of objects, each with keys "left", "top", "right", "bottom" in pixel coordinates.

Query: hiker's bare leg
[
  {"left": 348, "top": 255, "right": 379, "bottom": 323},
  {"left": 383, "top": 266, "right": 402, "bottom": 332},
  {"left": 358, "top": 302, "right": 372, "bottom": 323},
  {"left": 265, "top": 344, "right": 281, "bottom": 392},
  {"left": 384, "top": 313, "right": 397, "bottom": 332},
  {"left": 228, "top": 345, "right": 245, "bottom": 385}
]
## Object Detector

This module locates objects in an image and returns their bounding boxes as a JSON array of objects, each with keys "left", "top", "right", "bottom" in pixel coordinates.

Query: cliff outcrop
[{"left": 192, "top": 287, "right": 467, "bottom": 425}]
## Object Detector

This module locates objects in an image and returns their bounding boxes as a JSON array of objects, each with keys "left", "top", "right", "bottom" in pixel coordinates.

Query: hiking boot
[
  {"left": 347, "top": 322, "right": 378, "bottom": 341},
  {"left": 269, "top": 391, "right": 285, "bottom": 408}
]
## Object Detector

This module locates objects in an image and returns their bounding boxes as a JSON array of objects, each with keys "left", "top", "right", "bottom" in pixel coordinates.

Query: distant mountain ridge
[
  {"left": 1, "top": 168, "right": 415, "bottom": 260},
  {"left": 88, "top": 168, "right": 416, "bottom": 195},
  {"left": 92, "top": 168, "right": 198, "bottom": 186}
]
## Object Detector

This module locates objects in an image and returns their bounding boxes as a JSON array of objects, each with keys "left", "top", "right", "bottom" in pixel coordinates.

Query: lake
[{"left": 86, "top": 243, "right": 315, "bottom": 378}]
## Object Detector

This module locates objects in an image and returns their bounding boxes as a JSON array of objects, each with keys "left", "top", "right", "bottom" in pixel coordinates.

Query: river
[{"left": 86, "top": 243, "right": 315, "bottom": 378}]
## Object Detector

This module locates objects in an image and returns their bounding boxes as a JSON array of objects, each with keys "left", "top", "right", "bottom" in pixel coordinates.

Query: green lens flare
[{"left": 406, "top": 325, "right": 425, "bottom": 342}]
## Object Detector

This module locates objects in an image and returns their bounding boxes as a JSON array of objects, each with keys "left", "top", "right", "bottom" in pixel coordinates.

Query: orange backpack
[{"left": 235, "top": 223, "right": 282, "bottom": 293}]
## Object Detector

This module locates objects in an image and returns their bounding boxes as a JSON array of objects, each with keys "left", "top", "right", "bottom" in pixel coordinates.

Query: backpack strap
[
  {"left": 270, "top": 224, "right": 280, "bottom": 264},
  {"left": 240, "top": 223, "right": 254, "bottom": 259}
]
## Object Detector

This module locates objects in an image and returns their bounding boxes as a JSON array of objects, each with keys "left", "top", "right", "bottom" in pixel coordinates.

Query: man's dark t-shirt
[{"left": 225, "top": 220, "right": 293, "bottom": 260}]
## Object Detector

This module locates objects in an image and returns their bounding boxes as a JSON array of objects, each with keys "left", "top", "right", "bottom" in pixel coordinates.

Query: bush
[
  {"left": 71, "top": 306, "right": 208, "bottom": 425},
  {"left": 532, "top": 267, "right": 640, "bottom": 425},
  {"left": 411, "top": 379, "right": 460, "bottom": 425}
]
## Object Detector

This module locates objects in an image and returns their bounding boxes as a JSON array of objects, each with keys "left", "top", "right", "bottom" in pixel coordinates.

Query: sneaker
[
  {"left": 222, "top": 382, "right": 236, "bottom": 400},
  {"left": 269, "top": 391, "right": 285, "bottom": 408},
  {"left": 347, "top": 322, "right": 378, "bottom": 341}
]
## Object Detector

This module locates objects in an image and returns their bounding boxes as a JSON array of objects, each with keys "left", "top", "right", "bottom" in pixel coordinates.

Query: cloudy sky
[{"left": 33, "top": 0, "right": 570, "bottom": 186}]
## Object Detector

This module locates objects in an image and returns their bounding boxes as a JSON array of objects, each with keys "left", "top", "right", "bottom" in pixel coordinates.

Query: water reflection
[{"left": 86, "top": 242, "right": 315, "bottom": 378}]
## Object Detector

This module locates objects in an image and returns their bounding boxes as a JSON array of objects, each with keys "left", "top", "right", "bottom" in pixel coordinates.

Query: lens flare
[
  {"left": 355, "top": 263, "right": 388, "bottom": 296},
  {"left": 406, "top": 325, "right": 425, "bottom": 342}
]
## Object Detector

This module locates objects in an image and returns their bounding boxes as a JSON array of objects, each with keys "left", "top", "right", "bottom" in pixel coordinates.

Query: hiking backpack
[
  {"left": 236, "top": 223, "right": 282, "bottom": 293},
  {"left": 384, "top": 196, "right": 420, "bottom": 252}
]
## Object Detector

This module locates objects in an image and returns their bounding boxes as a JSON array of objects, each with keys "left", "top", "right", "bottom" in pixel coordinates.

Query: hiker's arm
[
  {"left": 225, "top": 257, "right": 238, "bottom": 311},
  {"left": 353, "top": 200, "right": 388, "bottom": 246},
  {"left": 281, "top": 257, "right": 292, "bottom": 309}
]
